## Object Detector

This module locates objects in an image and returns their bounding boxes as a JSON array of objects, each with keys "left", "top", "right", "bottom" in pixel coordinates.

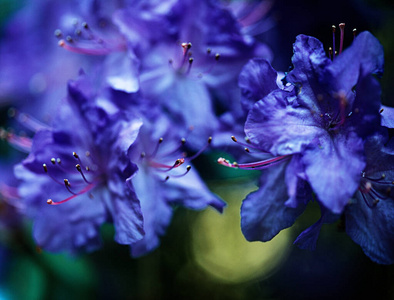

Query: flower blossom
[
  {"left": 13, "top": 70, "right": 225, "bottom": 256},
  {"left": 14, "top": 73, "right": 144, "bottom": 253},
  {"left": 126, "top": 111, "right": 225, "bottom": 257},
  {"left": 219, "top": 29, "right": 388, "bottom": 261},
  {"left": 0, "top": 0, "right": 136, "bottom": 121},
  {"left": 112, "top": 0, "right": 271, "bottom": 148},
  {"left": 244, "top": 31, "right": 383, "bottom": 214}
]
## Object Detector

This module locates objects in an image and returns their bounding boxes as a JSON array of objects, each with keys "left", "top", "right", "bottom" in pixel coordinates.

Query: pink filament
[{"left": 47, "top": 182, "right": 96, "bottom": 205}]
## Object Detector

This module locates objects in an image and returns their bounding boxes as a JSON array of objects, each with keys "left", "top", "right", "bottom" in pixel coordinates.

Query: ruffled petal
[
  {"left": 324, "top": 31, "right": 384, "bottom": 94},
  {"left": 241, "top": 162, "right": 306, "bottom": 242},
  {"left": 301, "top": 131, "right": 365, "bottom": 214},
  {"left": 346, "top": 191, "right": 394, "bottom": 264},
  {"left": 284, "top": 155, "right": 312, "bottom": 208},
  {"left": 294, "top": 205, "right": 339, "bottom": 250},
  {"left": 380, "top": 105, "right": 394, "bottom": 129},
  {"left": 105, "top": 51, "right": 140, "bottom": 93},
  {"left": 286, "top": 35, "right": 331, "bottom": 108},
  {"left": 245, "top": 89, "right": 324, "bottom": 155},
  {"left": 112, "top": 179, "right": 145, "bottom": 245},
  {"left": 129, "top": 168, "right": 173, "bottom": 257},
  {"left": 238, "top": 58, "right": 278, "bottom": 112},
  {"left": 347, "top": 72, "right": 381, "bottom": 138}
]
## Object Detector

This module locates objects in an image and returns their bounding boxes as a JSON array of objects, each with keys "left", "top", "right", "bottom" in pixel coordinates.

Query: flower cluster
[{"left": 0, "top": 1, "right": 393, "bottom": 265}]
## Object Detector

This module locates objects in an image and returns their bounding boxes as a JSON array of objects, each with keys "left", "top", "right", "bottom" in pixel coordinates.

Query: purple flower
[
  {"left": 219, "top": 30, "right": 387, "bottom": 259},
  {"left": 112, "top": 0, "right": 271, "bottom": 148},
  {"left": 126, "top": 112, "right": 225, "bottom": 257},
  {"left": 13, "top": 70, "right": 224, "bottom": 256},
  {"left": 345, "top": 133, "right": 394, "bottom": 264},
  {"left": 0, "top": 0, "right": 135, "bottom": 120},
  {"left": 14, "top": 73, "right": 144, "bottom": 253},
  {"left": 244, "top": 31, "right": 383, "bottom": 214}
]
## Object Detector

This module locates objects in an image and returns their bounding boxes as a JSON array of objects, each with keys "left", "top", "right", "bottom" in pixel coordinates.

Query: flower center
[
  {"left": 329, "top": 23, "right": 357, "bottom": 60},
  {"left": 168, "top": 42, "right": 220, "bottom": 78},
  {"left": 217, "top": 136, "right": 291, "bottom": 170},
  {"left": 44, "top": 150, "right": 104, "bottom": 205},
  {"left": 358, "top": 172, "right": 392, "bottom": 208},
  {"left": 139, "top": 136, "right": 212, "bottom": 182},
  {"left": 55, "top": 20, "right": 126, "bottom": 55}
]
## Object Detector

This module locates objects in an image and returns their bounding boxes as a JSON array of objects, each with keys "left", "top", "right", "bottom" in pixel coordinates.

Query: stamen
[
  {"left": 3, "top": 131, "right": 32, "bottom": 153},
  {"left": 47, "top": 182, "right": 96, "bottom": 205},
  {"left": 186, "top": 57, "right": 194, "bottom": 74},
  {"left": 362, "top": 173, "right": 393, "bottom": 185},
  {"left": 154, "top": 137, "right": 188, "bottom": 160},
  {"left": 337, "top": 91, "right": 347, "bottom": 126},
  {"left": 169, "top": 165, "right": 192, "bottom": 178},
  {"left": 179, "top": 42, "right": 192, "bottom": 69},
  {"left": 359, "top": 190, "right": 380, "bottom": 208},
  {"left": 54, "top": 29, "right": 63, "bottom": 38},
  {"left": 76, "top": 164, "right": 92, "bottom": 184},
  {"left": 353, "top": 28, "right": 357, "bottom": 40},
  {"left": 8, "top": 108, "right": 48, "bottom": 132},
  {"left": 149, "top": 158, "right": 185, "bottom": 171},
  {"left": 380, "top": 108, "right": 384, "bottom": 114},
  {"left": 64, "top": 178, "right": 77, "bottom": 195},
  {"left": 339, "top": 23, "right": 345, "bottom": 55},
  {"left": 328, "top": 47, "right": 333, "bottom": 60},
  {"left": 332, "top": 25, "right": 336, "bottom": 60},
  {"left": 172, "top": 158, "right": 185, "bottom": 169},
  {"left": 186, "top": 137, "right": 212, "bottom": 161},
  {"left": 58, "top": 39, "right": 115, "bottom": 56},
  {"left": 217, "top": 155, "right": 290, "bottom": 170},
  {"left": 181, "top": 42, "right": 192, "bottom": 54},
  {"left": 230, "top": 135, "right": 267, "bottom": 151},
  {"left": 149, "top": 137, "right": 164, "bottom": 158}
]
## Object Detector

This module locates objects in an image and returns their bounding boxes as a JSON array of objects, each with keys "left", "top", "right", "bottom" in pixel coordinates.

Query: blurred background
[{"left": 1, "top": 0, "right": 394, "bottom": 299}]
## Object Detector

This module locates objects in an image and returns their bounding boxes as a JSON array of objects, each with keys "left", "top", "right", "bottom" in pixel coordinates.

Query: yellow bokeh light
[{"left": 191, "top": 180, "right": 293, "bottom": 283}]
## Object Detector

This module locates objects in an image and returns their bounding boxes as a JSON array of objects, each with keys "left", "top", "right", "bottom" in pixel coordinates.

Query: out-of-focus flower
[
  {"left": 112, "top": 0, "right": 271, "bottom": 148},
  {"left": 220, "top": 0, "right": 276, "bottom": 37},
  {"left": 13, "top": 70, "right": 225, "bottom": 256},
  {"left": 0, "top": 0, "right": 132, "bottom": 120},
  {"left": 127, "top": 112, "right": 225, "bottom": 257},
  {"left": 14, "top": 73, "right": 144, "bottom": 254},
  {"left": 0, "top": 159, "right": 24, "bottom": 230}
]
